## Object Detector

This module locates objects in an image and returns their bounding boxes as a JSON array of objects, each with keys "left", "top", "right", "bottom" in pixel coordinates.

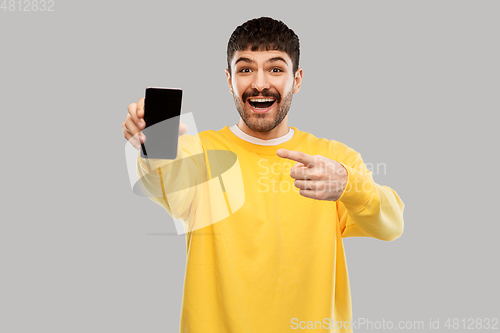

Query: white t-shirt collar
[{"left": 229, "top": 124, "right": 295, "bottom": 146}]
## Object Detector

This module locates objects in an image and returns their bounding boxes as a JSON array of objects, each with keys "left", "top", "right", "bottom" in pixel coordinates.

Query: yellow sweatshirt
[{"left": 136, "top": 126, "right": 404, "bottom": 332}]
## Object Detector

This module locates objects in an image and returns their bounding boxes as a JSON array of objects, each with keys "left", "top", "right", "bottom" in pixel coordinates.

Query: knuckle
[
  {"left": 124, "top": 118, "right": 132, "bottom": 129},
  {"left": 312, "top": 171, "right": 323, "bottom": 178},
  {"left": 313, "top": 156, "right": 323, "bottom": 164}
]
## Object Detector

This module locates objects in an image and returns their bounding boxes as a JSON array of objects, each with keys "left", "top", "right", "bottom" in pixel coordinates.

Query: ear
[
  {"left": 225, "top": 68, "right": 233, "bottom": 94},
  {"left": 292, "top": 68, "right": 303, "bottom": 94}
]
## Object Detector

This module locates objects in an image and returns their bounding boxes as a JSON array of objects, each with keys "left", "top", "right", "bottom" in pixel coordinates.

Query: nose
[{"left": 251, "top": 70, "right": 270, "bottom": 91}]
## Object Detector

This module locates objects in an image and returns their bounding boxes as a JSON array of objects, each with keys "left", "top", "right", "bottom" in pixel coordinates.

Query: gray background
[{"left": 1, "top": 0, "right": 498, "bottom": 332}]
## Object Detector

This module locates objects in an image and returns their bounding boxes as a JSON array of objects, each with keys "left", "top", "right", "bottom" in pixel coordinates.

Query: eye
[
  {"left": 239, "top": 68, "right": 251, "bottom": 73},
  {"left": 271, "top": 68, "right": 283, "bottom": 73}
]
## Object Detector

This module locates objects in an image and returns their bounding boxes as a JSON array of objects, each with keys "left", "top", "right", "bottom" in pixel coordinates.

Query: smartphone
[{"left": 140, "top": 87, "right": 182, "bottom": 159}]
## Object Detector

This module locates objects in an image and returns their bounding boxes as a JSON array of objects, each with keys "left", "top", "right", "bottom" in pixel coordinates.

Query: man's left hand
[{"left": 277, "top": 149, "right": 348, "bottom": 201}]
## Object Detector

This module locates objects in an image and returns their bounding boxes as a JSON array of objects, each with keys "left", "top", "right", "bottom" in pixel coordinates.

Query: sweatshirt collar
[
  {"left": 220, "top": 125, "right": 303, "bottom": 155},
  {"left": 229, "top": 124, "right": 295, "bottom": 146}
]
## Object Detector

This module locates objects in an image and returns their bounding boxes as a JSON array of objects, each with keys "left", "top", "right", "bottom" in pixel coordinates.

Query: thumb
[
  {"left": 291, "top": 162, "right": 306, "bottom": 169},
  {"left": 178, "top": 122, "right": 188, "bottom": 137}
]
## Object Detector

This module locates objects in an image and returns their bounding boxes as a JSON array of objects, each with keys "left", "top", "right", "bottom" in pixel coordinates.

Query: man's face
[{"left": 226, "top": 49, "right": 302, "bottom": 133}]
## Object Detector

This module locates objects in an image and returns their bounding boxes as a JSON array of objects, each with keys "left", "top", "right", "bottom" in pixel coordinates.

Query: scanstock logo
[{"left": 125, "top": 113, "right": 245, "bottom": 235}]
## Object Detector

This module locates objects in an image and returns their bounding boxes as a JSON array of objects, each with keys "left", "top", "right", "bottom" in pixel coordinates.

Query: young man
[{"left": 123, "top": 17, "right": 404, "bottom": 333}]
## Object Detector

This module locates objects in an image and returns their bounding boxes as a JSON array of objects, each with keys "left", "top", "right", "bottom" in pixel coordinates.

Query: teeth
[{"left": 249, "top": 98, "right": 275, "bottom": 102}]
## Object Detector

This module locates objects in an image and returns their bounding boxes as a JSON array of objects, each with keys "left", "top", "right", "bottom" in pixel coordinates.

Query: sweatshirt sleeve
[
  {"left": 135, "top": 134, "right": 208, "bottom": 223},
  {"left": 334, "top": 145, "right": 405, "bottom": 241}
]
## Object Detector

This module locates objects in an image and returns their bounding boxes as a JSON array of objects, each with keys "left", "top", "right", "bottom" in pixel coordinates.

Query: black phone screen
[{"left": 140, "top": 87, "right": 182, "bottom": 160}]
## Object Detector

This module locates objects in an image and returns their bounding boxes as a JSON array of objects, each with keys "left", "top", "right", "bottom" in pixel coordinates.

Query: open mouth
[{"left": 248, "top": 98, "right": 276, "bottom": 110}]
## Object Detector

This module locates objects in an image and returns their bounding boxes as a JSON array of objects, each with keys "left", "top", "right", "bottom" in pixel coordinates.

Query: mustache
[{"left": 242, "top": 88, "right": 281, "bottom": 104}]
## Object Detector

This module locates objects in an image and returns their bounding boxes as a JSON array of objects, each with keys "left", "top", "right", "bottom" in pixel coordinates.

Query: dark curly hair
[{"left": 227, "top": 17, "right": 300, "bottom": 75}]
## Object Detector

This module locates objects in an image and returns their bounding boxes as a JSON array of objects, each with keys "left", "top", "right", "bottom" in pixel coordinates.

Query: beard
[{"left": 233, "top": 87, "right": 293, "bottom": 133}]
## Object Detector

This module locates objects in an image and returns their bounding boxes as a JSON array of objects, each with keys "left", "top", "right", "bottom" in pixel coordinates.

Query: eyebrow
[{"left": 234, "top": 56, "right": 288, "bottom": 66}]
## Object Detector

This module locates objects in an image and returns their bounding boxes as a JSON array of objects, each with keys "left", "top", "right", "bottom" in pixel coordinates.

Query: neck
[{"left": 237, "top": 116, "right": 289, "bottom": 140}]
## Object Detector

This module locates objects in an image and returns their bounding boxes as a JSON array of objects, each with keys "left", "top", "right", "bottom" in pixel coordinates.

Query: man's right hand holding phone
[{"left": 122, "top": 97, "right": 188, "bottom": 150}]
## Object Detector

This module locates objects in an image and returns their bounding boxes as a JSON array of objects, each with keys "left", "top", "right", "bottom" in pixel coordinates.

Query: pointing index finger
[{"left": 277, "top": 149, "right": 315, "bottom": 166}]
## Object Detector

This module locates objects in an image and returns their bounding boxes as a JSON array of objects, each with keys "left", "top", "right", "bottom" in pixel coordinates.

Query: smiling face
[{"left": 226, "top": 49, "right": 303, "bottom": 139}]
